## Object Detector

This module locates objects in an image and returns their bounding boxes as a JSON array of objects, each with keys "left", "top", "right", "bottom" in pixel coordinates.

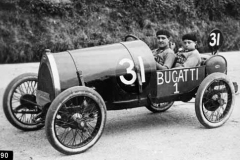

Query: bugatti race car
[{"left": 2, "top": 29, "right": 238, "bottom": 155}]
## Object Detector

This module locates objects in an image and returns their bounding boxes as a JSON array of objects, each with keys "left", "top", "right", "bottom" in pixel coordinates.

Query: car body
[
  {"left": 36, "top": 39, "right": 229, "bottom": 110},
  {"left": 37, "top": 40, "right": 156, "bottom": 110},
  {"left": 3, "top": 29, "right": 238, "bottom": 155}
]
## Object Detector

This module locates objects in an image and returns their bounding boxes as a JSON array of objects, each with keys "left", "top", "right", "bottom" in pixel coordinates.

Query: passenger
[
  {"left": 153, "top": 30, "right": 176, "bottom": 70},
  {"left": 174, "top": 33, "right": 201, "bottom": 68}
]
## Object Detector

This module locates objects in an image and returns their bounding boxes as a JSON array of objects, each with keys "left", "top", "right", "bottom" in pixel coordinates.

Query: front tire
[
  {"left": 2, "top": 73, "right": 44, "bottom": 131},
  {"left": 195, "top": 73, "right": 235, "bottom": 128},
  {"left": 45, "top": 86, "right": 107, "bottom": 155}
]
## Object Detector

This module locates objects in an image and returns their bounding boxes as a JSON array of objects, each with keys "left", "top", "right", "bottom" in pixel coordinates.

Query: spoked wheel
[
  {"left": 3, "top": 73, "right": 44, "bottom": 131},
  {"left": 45, "top": 86, "right": 106, "bottom": 155},
  {"left": 195, "top": 73, "right": 235, "bottom": 128},
  {"left": 146, "top": 101, "right": 174, "bottom": 113}
]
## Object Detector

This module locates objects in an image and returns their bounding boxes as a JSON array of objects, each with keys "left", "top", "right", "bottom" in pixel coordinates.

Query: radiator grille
[{"left": 37, "top": 63, "right": 55, "bottom": 100}]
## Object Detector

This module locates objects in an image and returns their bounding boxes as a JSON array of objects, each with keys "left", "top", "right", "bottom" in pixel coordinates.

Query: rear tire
[
  {"left": 146, "top": 101, "right": 174, "bottom": 113},
  {"left": 45, "top": 86, "right": 107, "bottom": 155},
  {"left": 195, "top": 73, "right": 235, "bottom": 128}
]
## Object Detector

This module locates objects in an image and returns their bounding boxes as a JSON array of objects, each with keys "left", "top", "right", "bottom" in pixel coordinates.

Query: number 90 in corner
[{"left": 0, "top": 150, "right": 13, "bottom": 160}]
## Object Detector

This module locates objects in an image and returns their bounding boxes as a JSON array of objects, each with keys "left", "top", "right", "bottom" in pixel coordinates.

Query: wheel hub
[
  {"left": 79, "top": 121, "right": 87, "bottom": 128},
  {"left": 218, "top": 98, "right": 225, "bottom": 106},
  {"left": 70, "top": 113, "right": 88, "bottom": 130},
  {"left": 204, "top": 94, "right": 225, "bottom": 111},
  {"left": 20, "top": 94, "right": 36, "bottom": 109}
]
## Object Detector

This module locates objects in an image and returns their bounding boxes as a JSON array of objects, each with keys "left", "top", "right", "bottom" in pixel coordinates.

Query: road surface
[{"left": 0, "top": 51, "right": 240, "bottom": 160}]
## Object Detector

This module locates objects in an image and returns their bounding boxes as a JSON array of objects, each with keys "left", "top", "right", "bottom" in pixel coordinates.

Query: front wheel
[
  {"left": 195, "top": 73, "right": 235, "bottom": 128},
  {"left": 45, "top": 86, "right": 107, "bottom": 155}
]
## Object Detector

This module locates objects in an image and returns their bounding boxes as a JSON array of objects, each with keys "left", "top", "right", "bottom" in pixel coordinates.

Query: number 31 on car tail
[{"left": 208, "top": 29, "right": 224, "bottom": 54}]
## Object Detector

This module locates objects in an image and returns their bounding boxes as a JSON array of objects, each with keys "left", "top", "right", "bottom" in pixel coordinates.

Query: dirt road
[{"left": 0, "top": 52, "right": 240, "bottom": 160}]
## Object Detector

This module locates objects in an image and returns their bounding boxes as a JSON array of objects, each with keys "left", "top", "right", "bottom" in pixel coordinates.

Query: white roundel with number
[
  {"left": 209, "top": 32, "right": 221, "bottom": 47},
  {"left": 208, "top": 29, "right": 223, "bottom": 51}
]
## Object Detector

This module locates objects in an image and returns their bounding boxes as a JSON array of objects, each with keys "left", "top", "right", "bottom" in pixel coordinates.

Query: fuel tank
[{"left": 36, "top": 40, "right": 156, "bottom": 108}]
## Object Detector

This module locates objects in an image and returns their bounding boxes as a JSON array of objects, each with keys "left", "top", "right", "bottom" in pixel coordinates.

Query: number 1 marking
[{"left": 173, "top": 83, "right": 179, "bottom": 94}]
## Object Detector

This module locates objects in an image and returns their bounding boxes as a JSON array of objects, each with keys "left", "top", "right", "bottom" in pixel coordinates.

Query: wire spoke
[
  {"left": 10, "top": 80, "right": 39, "bottom": 126},
  {"left": 54, "top": 95, "right": 102, "bottom": 148},
  {"left": 202, "top": 79, "right": 233, "bottom": 123}
]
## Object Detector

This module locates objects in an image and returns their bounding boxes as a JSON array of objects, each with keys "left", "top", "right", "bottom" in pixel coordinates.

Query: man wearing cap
[
  {"left": 153, "top": 30, "right": 176, "bottom": 70},
  {"left": 174, "top": 33, "right": 201, "bottom": 68}
]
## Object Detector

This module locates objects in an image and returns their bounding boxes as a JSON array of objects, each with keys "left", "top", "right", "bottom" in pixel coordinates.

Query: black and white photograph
[{"left": 0, "top": 0, "right": 240, "bottom": 160}]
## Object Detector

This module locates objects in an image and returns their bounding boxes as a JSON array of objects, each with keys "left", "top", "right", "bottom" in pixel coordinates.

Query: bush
[{"left": 0, "top": 0, "right": 239, "bottom": 63}]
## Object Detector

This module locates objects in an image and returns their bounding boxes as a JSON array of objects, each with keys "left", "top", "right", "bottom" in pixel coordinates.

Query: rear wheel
[
  {"left": 45, "top": 86, "right": 107, "bottom": 155},
  {"left": 195, "top": 73, "right": 235, "bottom": 128},
  {"left": 146, "top": 101, "right": 174, "bottom": 113},
  {"left": 2, "top": 73, "right": 44, "bottom": 131}
]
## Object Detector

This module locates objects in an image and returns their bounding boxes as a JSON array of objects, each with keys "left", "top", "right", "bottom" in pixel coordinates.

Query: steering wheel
[{"left": 124, "top": 34, "right": 139, "bottom": 41}]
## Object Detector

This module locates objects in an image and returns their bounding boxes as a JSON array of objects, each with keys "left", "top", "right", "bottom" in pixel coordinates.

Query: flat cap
[
  {"left": 182, "top": 33, "right": 197, "bottom": 42},
  {"left": 156, "top": 30, "right": 171, "bottom": 38}
]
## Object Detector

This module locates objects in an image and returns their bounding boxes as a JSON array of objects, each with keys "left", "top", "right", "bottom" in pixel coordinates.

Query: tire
[
  {"left": 45, "top": 86, "right": 107, "bottom": 155},
  {"left": 195, "top": 73, "right": 235, "bottom": 128},
  {"left": 146, "top": 101, "right": 174, "bottom": 113},
  {"left": 2, "top": 73, "right": 44, "bottom": 131}
]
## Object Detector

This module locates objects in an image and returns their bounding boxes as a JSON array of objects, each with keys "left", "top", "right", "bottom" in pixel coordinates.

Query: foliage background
[{"left": 0, "top": 0, "right": 240, "bottom": 63}]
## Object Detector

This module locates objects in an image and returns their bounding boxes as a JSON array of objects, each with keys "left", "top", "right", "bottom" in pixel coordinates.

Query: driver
[{"left": 153, "top": 30, "right": 176, "bottom": 70}]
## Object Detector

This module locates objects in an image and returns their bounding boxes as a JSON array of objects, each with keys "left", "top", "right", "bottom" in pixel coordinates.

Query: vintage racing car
[{"left": 2, "top": 29, "right": 238, "bottom": 155}]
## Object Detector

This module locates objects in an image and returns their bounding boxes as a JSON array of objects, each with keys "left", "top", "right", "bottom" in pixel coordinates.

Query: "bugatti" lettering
[{"left": 157, "top": 68, "right": 199, "bottom": 85}]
